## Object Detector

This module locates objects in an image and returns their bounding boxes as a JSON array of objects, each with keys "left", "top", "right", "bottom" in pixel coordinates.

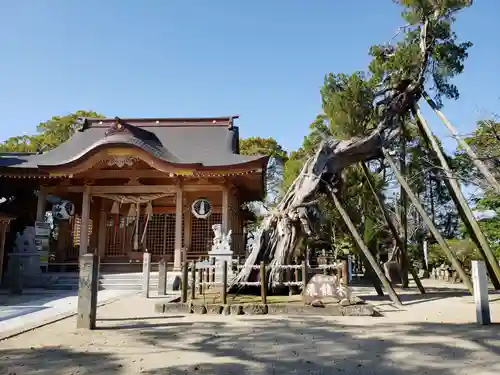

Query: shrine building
[{"left": 0, "top": 116, "right": 268, "bottom": 270}]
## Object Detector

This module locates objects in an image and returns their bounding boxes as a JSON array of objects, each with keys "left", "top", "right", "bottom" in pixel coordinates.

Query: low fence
[{"left": 176, "top": 259, "right": 347, "bottom": 305}]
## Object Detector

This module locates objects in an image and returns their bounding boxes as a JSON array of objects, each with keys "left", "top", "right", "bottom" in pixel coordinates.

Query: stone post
[
  {"left": 76, "top": 253, "right": 99, "bottom": 329},
  {"left": 472, "top": 260, "right": 491, "bottom": 325},
  {"left": 158, "top": 257, "right": 168, "bottom": 295},
  {"left": 142, "top": 252, "right": 151, "bottom": 298},
  {"left": 10, "top": 255, "right": 23, "bottom": 295}
]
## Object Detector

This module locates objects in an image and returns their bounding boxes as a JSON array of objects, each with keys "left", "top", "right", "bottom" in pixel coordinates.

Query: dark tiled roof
[{"left": 0, "top": 117, "right": 267, "bottom": 170}]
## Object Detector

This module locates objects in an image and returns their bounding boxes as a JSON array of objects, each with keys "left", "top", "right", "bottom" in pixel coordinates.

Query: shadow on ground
[
  {"left": 2, "top": 314, "right": 498, "bottom": 374},
  {"left": 0, "top": 347, "right": 122, "bottom": 375},
  {"left": 358, "top": 286, "right": 500, "bottom": 307}
]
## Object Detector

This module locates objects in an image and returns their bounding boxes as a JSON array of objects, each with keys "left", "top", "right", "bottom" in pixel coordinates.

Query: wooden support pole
[
  {"left": 181, "top": 262, "right": 188, "bottom": 303},
  {"left": 222, "top": 260, "right": 228, "bottom": 305},
  {"left": 76, "top": 253, "right": 98, "bottom": 329},
  {"left": 158, "top": 257, "right": 168, "bottom": 296},
  {"left": 260, "top": 261, "right": 267, "bottom": 304},
  {"left": 383, "top": 149, "right": 474, "bottom": 294},
  {"left": 414, "top": 106, "right": 500, "bottom": 289},
  {"left": 329, "top": 188, "right": 403, "bottom": 308},
  {"left": 190, "top": 261, "right": 196, "bottom": 301},
  {"left": 423, "top": 91, "right": 500, "bottom": 194},
  {"left": 472, "top": 260, "right": 491, "bottom": 325},
  {"left": 360, "top": 162, "right": 426, "bottom": 294},
  {"left": 399, "top": 126, "right": 409, "bottom": 287}
]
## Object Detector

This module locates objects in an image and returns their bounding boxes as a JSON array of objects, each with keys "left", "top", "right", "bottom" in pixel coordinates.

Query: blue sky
[{"left": 1, "top": 0, "right": 498, "bottom": 155}]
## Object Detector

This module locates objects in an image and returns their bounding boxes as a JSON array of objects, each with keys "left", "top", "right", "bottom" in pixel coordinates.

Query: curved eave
[{"left": 2, "top": 144, "right": 270, "bottom": 177}]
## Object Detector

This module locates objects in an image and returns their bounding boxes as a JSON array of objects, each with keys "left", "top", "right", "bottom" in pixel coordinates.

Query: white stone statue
[
  {"left": 209, "top": 223, "right": 233, "bottom": 277},
  {"left": 211, "top": 224, "right": 232, "bottom": 253}
]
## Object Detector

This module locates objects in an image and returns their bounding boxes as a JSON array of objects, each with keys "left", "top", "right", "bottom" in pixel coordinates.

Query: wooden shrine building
[{"left": 0, "top": 116, "right": 268, "bottom": 270}]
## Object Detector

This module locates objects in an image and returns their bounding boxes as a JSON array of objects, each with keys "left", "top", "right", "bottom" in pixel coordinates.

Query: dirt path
[{"left": 1, "top": 280, "right": 499, "bottom": 375}]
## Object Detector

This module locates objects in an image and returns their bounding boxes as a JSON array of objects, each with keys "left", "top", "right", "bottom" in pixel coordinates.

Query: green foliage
[
  {"left": 280, "top": 0, "right": 473, "bottom": 259},
  {"left": 369, "top": 0, "right": 473, "bottom": 107},
  {"left": 240, "top": 137, "right": 288, "bottom": 205},
  {"left": 428, "top": 238, "right": 481, "bottom": 269},
  {"left": 321, "top": 73, "right": 376, "bottom": 139},
  {"left": 0, "top": 110, "right": 104, "bottom": 153}
]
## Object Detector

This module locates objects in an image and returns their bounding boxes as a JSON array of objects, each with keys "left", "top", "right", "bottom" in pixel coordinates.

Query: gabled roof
[{"left": 0, "top": 116, "right": 268, "bottom": 172}]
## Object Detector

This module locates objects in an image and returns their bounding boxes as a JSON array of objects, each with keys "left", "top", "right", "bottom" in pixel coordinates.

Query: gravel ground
[{"left": 0, "top": 280, "right": 499, "bottom": 375}]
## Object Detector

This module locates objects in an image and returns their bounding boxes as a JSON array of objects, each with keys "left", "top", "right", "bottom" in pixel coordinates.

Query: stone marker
[
  {"left": 142, "top": 252, "right": 151, "bottom": 298},
  {"left": 303, "top": 274, "right": 363, "bottom": 306},
  {"left": 158, "top": 257, "right": 168, "bottom": 295},
  {"left": 472, "top": 260, "right": 491, "bottom": 325},
  {"left": 9, "top": 255, "right": 23, "bottom": 295},
  {"left": 76, "top": 253, "right": 99, "bottom": 329},
  {"left": 172, "top": 275, "right": 181, "bottom": 291}
]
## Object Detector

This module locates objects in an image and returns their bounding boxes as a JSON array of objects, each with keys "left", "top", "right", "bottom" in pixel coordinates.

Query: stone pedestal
[{"left": 7, "top": 253, "right": 43, "bottom": 291}]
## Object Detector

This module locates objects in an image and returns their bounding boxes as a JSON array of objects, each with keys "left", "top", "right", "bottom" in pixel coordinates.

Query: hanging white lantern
[{"left": 52, "top": 200, "right": 75, "bottom": 220}]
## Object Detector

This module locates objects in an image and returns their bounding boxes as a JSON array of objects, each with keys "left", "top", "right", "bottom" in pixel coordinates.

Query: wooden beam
[
  {"left": 46, "top": 184, "right": 225, "bottom": 194},
  {"left": 423, "top": 91, "right": 500, "bottom": 194},
  {"left": 46, "top": 185, "right": 176, "bottom": 194},
  {"left": 414, "top": 105, "right": 500, "bottom": 289},
  {"left": 360, "top": 162, "right": 426, "bottom": 294},
  {"left": 382, "top": 148, "right": 474, "bottom": 294},
  {"left": 328, "top": 186, "right": 403, "bottom": 308}
]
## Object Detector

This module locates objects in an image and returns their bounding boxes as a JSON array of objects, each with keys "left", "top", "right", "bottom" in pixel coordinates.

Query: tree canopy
[{"left": 0, "top": 110, "right": 104, "bottom": 153}]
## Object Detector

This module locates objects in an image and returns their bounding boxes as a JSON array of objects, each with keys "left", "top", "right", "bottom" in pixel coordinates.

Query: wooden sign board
[{"left": 303, "top": 274, "right": 350, "bottom": 304}]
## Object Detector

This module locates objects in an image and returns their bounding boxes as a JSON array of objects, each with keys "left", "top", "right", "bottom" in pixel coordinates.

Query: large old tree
[{"left": 231, "top": 0, "right": 474, "bottom": 289}]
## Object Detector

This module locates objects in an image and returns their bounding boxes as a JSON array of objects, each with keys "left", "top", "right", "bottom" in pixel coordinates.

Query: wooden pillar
[
  {"left": 79, "top": 186, "right": 91, "bottom": 256},
  {"left": 222, "top": 188, "right": 229, "bottom": 233},
  {"left": 89, "top": 199, "right": 99, "bottom": 252},
  {"left": 0, "top": 222, "right": 8, "bottom": 285},
  {"left": 174, "top": 186, "right": 184, "bottom": 270},
  {"left": 36, "top": 187, "right": 47, "bottom": 222},
  {"left": 97, "top": 201, "right": 107, "bottom": 258},
  {"left": 184, "top": 208, "right": 191, "bottom": 252}
]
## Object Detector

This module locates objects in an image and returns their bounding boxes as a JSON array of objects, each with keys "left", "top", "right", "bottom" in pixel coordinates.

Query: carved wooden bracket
[{"left": 107, "top": 156, "right": 139, "bottom": 168}]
